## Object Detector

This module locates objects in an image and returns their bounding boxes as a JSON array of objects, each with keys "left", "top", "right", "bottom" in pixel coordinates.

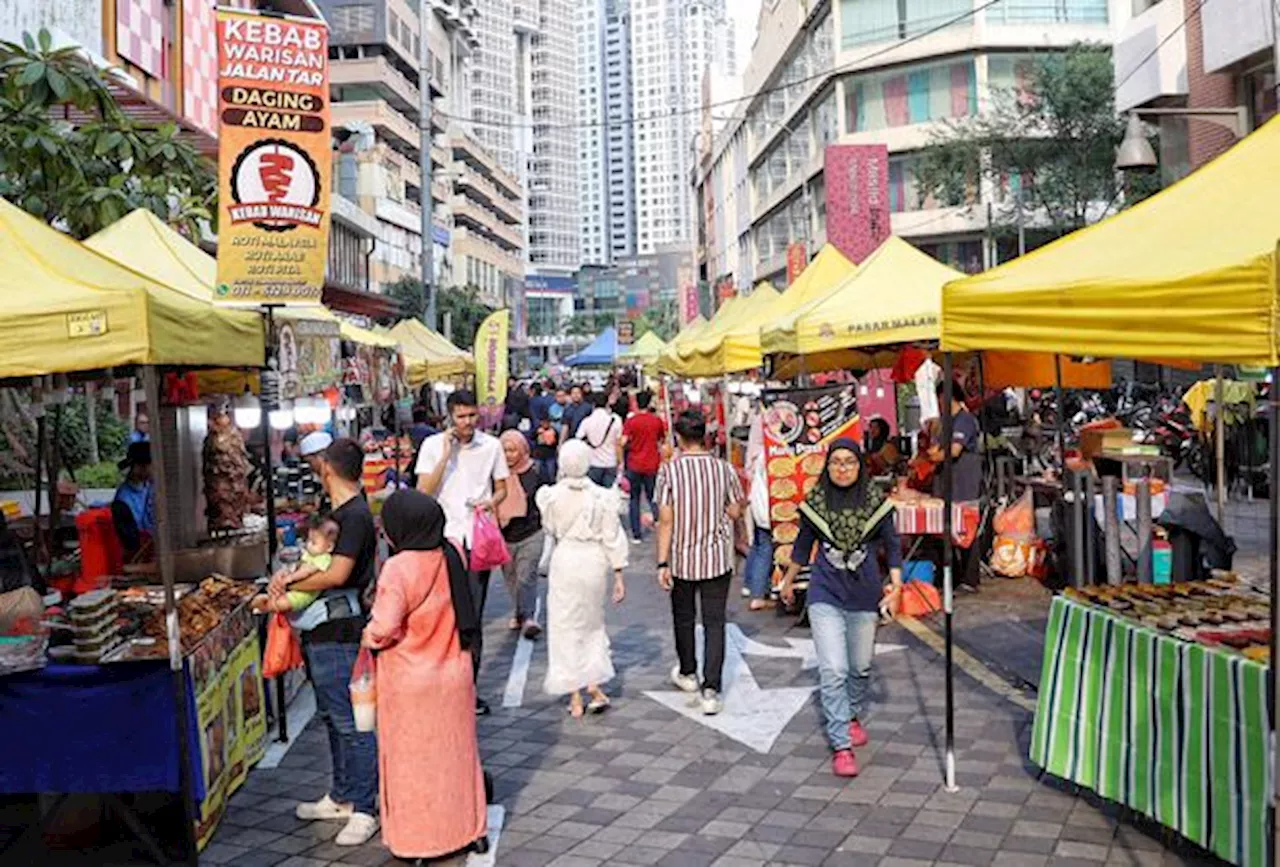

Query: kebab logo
[{"left": 227, "top": 138, "right": 322, "bottom": 232}]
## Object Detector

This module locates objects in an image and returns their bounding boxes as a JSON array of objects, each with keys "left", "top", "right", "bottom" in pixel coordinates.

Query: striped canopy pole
[{"left": 942, "top": 353, "right": 958, "bottom": 792}]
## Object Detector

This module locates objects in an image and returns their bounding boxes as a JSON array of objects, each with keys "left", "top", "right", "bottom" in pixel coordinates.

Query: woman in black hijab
[
  {"left": 362, "top": 490, "right": 488, "bottom": 859},
  {"left": 778, "top": 438, "right": 903, "bottom": 779}
]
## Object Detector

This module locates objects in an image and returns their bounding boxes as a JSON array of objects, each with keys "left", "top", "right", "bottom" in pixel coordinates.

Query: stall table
[
  {"left": 890, "top": 498, "right": 981, "bottom": 548},
  {"left": 1031, "top": 595, "right": 1269, "bottom": 867},
  {"left": 0, "top": 600, "right": 267, "bottom": 856}
]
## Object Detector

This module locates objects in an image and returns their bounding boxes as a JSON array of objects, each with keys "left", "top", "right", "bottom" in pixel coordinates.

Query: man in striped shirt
[{"left": 656, "top": 410, "right": 746, "bottom": 715}]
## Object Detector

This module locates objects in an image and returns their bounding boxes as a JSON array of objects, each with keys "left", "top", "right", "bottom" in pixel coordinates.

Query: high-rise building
[
  {"left": 629, "top": 0, "right": 735, "bottom": 255},
  {"left": 578, "top": 0, "right": 637, "bottom": 266},
  {"left": 693, "top": 0, "right": 1129, "bottom": 294}
]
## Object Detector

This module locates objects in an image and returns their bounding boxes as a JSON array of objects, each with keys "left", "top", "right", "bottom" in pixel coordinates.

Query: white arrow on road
[{"left": 643, "top": 624, "right": 905, "bottom": 754}]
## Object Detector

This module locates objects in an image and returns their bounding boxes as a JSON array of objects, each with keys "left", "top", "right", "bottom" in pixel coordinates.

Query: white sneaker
[
  {"left": 740, "top": 587, "right": 752, "bottom": 598},
  {"left": 701, "top": 688, "right": 723, "bottom": 716},
  {"left": 295, "top": 794, "right": 353, "bottom": 822},
  {"left": 670, "top": 666, "right": 699, "bottom": 693},
  {"left": 335, "top": 811, "right": 379, "bottom": 846},
  {"left": 631, "top": 537, "right": 643, "bottom": 545}
]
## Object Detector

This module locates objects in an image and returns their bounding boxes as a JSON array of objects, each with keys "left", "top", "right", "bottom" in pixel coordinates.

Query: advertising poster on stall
[
  {"left": 215, "top": 10, "right": 331, "bottom": 305},
  {"left": 190, "top": 604, "right": 267, "bottom": 849},
  {"left": 761, "top": 383, "right": 860, "bottom": 569},
  {"left": 824, "top": 144, "right": 890, "bottom": 265},
  {"left": 276, "top": 318, "right": 341, "bottom": 399},
  {"left": 475, "top": 309, "right": 510, "bottom": 427}
]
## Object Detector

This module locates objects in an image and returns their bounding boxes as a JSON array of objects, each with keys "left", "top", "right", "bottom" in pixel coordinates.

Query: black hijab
[
  {"left": 820, "top": 437, "right": 868, "bottom": 512},
  {"left": 801, "top": 437, "right": 888, "bottom": 554},
  {"left": 381, "top": 490, "right": 480, "bottom": 651}
]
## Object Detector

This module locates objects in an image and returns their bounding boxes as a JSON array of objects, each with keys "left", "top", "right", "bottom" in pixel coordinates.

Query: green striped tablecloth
[{"left": 1030, "top": 595, "right": 1271, "bottom": 867}]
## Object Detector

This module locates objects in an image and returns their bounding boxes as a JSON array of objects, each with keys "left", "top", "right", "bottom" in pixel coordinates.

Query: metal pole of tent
[
  {"left": 1215, "top": 367, "right": 1226, "bottom": 525},
  {"left": 1267, "top": 365, "right": 1279, "bottom": 867},
  {"left": 1054, "top": 355, "right": 1067, "bottom": 471},
  {"left": 260, "top": 308, "right": 287, "bottom": 744},
  {"left": 942, "top": 353, "right": 957, "bottom": 792},
  {"left": 141, "top": 366, "right": 200, "bottom": 867},
  {"left": 33, "top": 409, "right": 44, "bottom": 564}
]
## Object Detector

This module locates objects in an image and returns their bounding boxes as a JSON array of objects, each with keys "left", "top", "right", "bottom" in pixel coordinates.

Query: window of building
[
  {"left": 840, "top": 0, "right": 971, "bottom": 47},
  {"left": 989, "top": 0, "right": 1108, "bottom": 24},
  {"left": 843, "top": 59, "right": 977, "bottom": 132}
]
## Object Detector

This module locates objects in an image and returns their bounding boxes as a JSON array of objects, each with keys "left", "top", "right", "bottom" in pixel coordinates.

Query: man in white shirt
[
  {"left": 575, "top": 392, "right": 623, "bottom": 487},
  {"left": 416, "top": 389, "right": 509, "bottom": 714}
]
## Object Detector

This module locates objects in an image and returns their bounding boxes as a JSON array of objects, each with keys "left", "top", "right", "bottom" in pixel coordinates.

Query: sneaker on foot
[
  {"left": 740, "top": 586, "right": 752, "bottom": 598},
  {"left": 476, "top": 697, "right": 491, "bottom": 716},
  {"left": 849, "top": 719, "right": 869, "bottom": 748},
  {"left": 670, "top": 666, "right": 698, "bottom": 693},
  {"left": 335, "top": 812, "right": 379, "bottom": 846},
  {"left": 631, "top": 537, "right": 643, "bottom": 545},
  {"left": 295, "top": 794, "right": 353, "bottom": 822},
  {"left": 832, "top": 749, "right": 859, "bottom": 777},
  {"left": 700, "top": 688, "right": 722, "bottom": 715},
  {"left": 522, "top": 620, "right": 543, "bottom": 640}
]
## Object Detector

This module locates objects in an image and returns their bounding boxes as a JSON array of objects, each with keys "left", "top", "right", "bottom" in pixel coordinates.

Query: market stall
[
  {"left": 387, "top": 318, "right": 473, "bottom": 386},
  {"left": 0, "top": 198, "right": 269, "bottom": 863},
  {"left": 939, "top": 114, "right": 1280, "bottom": 865}
]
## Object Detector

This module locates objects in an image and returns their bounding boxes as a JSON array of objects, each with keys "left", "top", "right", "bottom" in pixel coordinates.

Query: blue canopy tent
[{"left": 565, "top": 327, "right": 618, "bottom": 366}]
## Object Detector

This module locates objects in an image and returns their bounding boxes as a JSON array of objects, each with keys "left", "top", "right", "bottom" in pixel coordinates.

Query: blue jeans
[
  {"left": 808, "top": 604, "right": 879, "bottom": 751},
  {"left": 626, "top": 469, "right": 658, "bottom": 540},
  {"left": 536, "top": 456, "right": 557, "bottom": 483},
  {"left": 587, "top": 466, "right": 616, "bottom": 488},
  {"left": 303, "top": 640, "right": 378, "bottom": 814},
  {"left": 744, "top": 525, "right": 774, "bottom": 598}
]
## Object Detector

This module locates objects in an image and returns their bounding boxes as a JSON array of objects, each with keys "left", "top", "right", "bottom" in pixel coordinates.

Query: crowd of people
[{"left": 262, "top": 373, "right": 909, "bottom": 861}]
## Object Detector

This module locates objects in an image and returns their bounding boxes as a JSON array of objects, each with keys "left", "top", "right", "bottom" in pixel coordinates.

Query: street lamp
[{"left": 1115, "top": 106, "right": 1249, "bottom": 171}]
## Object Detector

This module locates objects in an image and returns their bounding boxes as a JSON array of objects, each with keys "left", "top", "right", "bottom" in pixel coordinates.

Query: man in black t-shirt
[{"left": 269, "top": 438, "right": 379, "bottom": 846}]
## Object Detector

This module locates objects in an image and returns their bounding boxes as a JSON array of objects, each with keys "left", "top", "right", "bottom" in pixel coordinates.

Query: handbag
[
  {"left": 262, "top": 613, "right": 304, "bottom": 679},
  {"left": 469, "top": 508, "right": 512, "bottom": 571}
]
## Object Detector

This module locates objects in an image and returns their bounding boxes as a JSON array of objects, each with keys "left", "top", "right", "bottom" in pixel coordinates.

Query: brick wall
[{"left": 1185, "top": 2, "right": 1239, "bottom": 169}]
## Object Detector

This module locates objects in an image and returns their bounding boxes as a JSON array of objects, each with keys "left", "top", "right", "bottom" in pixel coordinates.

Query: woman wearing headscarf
[
  {"left": 779, "top": 439, "right": 903, "bottom": 778},
  {"left": 361, "top": 490, "right": 488, "bottom": 859},
  {"left": 498, "top": 430, "right": 547, "bottom": 639},
  {"left": 537, "top": 439, "right": 628, "bottom": 717}
]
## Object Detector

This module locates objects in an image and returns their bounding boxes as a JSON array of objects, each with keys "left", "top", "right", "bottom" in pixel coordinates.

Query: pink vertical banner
[
  {"left": 824, "top": 144, "right": 891, "bottom": 264},
  {"left": 677, "top": 265, "right": 699, "bottom": 326}
]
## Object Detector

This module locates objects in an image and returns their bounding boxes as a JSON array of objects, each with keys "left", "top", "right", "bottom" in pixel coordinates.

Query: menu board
[{"left": 762, "top": 384, "right": 861, "bottom": 570}]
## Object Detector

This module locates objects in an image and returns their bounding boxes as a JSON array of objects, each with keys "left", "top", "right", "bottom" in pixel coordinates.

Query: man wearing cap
[
  {"left": 112, "top": 442, "right": 154, "bottom": 560},
  {"left": 299, "top": 431, "right": 334, "bottom": 510}
]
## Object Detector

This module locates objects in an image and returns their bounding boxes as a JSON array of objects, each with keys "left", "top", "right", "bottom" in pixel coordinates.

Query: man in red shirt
[{"left": 621, "top": 389, "right": 667, "bottom": 543}]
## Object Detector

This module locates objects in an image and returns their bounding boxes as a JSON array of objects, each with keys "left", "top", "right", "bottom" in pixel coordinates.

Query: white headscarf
[{"left": 558, "top": 439, "right": 591, "bottom": 484}]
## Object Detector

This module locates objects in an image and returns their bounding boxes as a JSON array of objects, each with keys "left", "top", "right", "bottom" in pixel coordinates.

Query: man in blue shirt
[
  {"left": 112, "top": 442, "right": 155, "bottom": 560},
  {"left": 560, "top": 384, "right": 592, "bottom": 440},
  {"left": 129, "top": 412, "right": 150, "bottom": 444}
]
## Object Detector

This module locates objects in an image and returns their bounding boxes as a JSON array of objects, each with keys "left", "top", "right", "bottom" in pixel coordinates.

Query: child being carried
[{"left": 252, "top": 514, "right": 340, "bottom": 619}]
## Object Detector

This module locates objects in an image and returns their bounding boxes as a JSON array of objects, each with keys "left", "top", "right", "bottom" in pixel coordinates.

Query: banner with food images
[
  {"left": 761, "top": 384, "right": 861, "bottom": 572},
  {"left": 215, "top": 9, "right": 331, "bottom": 305}
]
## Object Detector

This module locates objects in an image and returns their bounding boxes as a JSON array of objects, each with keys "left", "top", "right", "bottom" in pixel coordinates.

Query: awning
[
  {"left": 941, "top": 114, "right": 1280, "bottom": 366},
  {"left": 566, "top": 327, "right": 619, "bottom": 366},
  {"left": 619, "top": 330, "right": 667, "bottom": 362},
  {"left": 764, "top": 237, "right": 959, "bottom": 370},
  {"left": 388, "top": 318, "right": 472, "bottom": 383},
  {"left": 658, "top": 297, "right": 748, "bottom": 374},
  {"left": 672, "top": 284, "right": 781, "bottom": 377},
  {"left": 340, "top": 321, "right": 400, "bottom": 350},
  {"left": 0, "top": 198, "right": 263, "bottom": 378}
]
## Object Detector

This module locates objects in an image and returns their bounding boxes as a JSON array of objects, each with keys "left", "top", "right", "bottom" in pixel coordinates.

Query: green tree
[
  {"left": 0, "top": 29, "right": 215, "bottom": 238},
  {"left": 385, "top": 276, "right": 427, "bottom": 322},
  {"left": 564, "top": 312, "right": 599, "bottom": 337},
  {"left": 438, "top": 284, "right": 494, "bottom": 349},
  {"left": 914, "top": 43, "right": 1158, "bottom": 248}
]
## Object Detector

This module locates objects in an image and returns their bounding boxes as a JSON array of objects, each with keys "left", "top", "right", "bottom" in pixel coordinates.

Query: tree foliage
[
  {"left": 914, "top": 43, "right": 1158, "bottom": 243},
  {"left": 380, "top": 278, "right": 495, "bottom": 350},
  {"left": 0, "top": 29, "right": 215, "bottom": 238}
]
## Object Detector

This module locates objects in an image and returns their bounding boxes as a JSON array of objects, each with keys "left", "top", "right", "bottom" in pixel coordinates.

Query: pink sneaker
[
  {"left": 849, "top": 719, "right": 869, "bottom": 748},
  {"left": 832, "top": 749, "right": 860, "bottom": 777}
]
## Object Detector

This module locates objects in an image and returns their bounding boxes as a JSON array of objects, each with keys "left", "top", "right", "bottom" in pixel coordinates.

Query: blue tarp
[{"left": 565, "top": 327, "right": 618, "bottom": 366}]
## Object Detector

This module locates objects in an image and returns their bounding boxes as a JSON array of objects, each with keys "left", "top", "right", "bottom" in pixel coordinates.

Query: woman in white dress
[{"left": 538, "top": 440, "right": 628, "bottom": 717}]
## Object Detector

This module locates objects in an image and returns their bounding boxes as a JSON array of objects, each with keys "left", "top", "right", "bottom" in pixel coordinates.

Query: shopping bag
[
  {"left": 897, "top": 579, "right": 942, "bottom": 617},
  {"left": 993, "top": 489, "right": 1035, "bottom": 538},
  {"left": 262, "top": 613, "right": 303, "bottom": 679},
  {"left": 469, "top": 508, "right": 511, "bottom": 571},
  {"left": 349, "top": 646, "right": 376, "bottom": 732}
]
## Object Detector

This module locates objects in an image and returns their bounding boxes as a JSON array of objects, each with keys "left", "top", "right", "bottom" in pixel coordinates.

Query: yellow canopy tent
[
  {"left": 0, "top": 198, "right": 263, "bottom": 378},
  {"left": 941, "top": 115, "right": 1280, "bottom": 366},
  {"left": 339, "top": 321, "right": 400, "bottom": 350},
  {"left": 619, "top": 330, "right": 667, "bottom": 363},
  {"left": 658, "top": 294, "right": 755, "bottom": 376},
  {"left": 764, "top": 237, "right": 959, "bottom": 371},
  {"left": 678, "top": 283, "right": 783, "bottom": 376},
  {"left": 388, "top": 319, "right": 473, "bottom": 383}
]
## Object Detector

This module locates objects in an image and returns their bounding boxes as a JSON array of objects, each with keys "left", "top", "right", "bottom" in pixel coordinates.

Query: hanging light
[
  {"left": 269, "top": 400, "right": 294, "bottom": 430},
  {"left": 1115, "top": 113, "right": 1157, "bottom": 171},
  {"left": 233, "top": 390, "right": 261, "bottom": 429}
]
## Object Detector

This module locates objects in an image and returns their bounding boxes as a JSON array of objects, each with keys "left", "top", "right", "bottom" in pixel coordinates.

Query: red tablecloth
[{"left": 891, "top": 500, "right": 981, "bottom": 548}]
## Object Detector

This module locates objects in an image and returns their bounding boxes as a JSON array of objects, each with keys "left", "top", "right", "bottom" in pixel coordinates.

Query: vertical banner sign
[
  {"left": 823, "top": 144, "right": 890, "bottom": 265},
  {"left": 677, "top": 265, "right": 699, "bottom": 326},
  {"left": 475, "top": 309, "right": 510, "bottom": 428},
  {"left": 760, "top": 384, "right": 860, "bottom": 581},
  {"left": 786, "top": 242, "right": 808, "bottom": 285},
  {"left": 216, "top": 11, "right": 331, "bottom": 305}
]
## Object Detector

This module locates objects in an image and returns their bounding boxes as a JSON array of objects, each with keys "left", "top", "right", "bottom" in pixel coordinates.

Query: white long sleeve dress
[{"left": 537, "top": 477, "right": 629, "bottom": 695}]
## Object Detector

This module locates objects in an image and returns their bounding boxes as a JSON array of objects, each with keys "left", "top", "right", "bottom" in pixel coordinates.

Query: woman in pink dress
[{"left": 362, "top": 490, "right": 488, "bottom": 860}]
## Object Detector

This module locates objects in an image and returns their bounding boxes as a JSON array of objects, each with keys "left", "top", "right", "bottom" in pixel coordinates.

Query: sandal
[
  {"left": 587, "top": 691, "right": 611, "bottom": 714},
  {"left": 749, "top": 599, "right": 776, "bottom": 611},
  {"left": 522, "top": 620, "right": 543, "bottom": 640},
  {"left": 567, "top": 694, "right": 585, "bottom": 718}
]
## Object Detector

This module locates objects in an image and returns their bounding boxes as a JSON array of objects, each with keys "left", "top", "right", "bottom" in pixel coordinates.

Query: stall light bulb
[
  {"left": 269, "top": 401, "right": 294, "bottom": 430},
  {"left": 233, "top": 391, "right": 261, "bottom": 429},
  {"left": 294, "top": 397, "right": 317, "bottom": 425}
]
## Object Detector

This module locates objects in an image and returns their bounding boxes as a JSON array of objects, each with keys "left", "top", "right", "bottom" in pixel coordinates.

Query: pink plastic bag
[{"left": 469, "top": 508, "right": 511, "bottom": 571}]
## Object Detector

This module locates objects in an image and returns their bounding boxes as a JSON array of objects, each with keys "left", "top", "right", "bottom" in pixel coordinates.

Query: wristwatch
[{"left": 657, "top": 561, "right": 669, "bottom": 569}]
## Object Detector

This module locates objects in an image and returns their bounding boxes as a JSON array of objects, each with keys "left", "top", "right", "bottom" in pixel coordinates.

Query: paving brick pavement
[{"left": 193, "top": 540, "right": 1228, "bottom": 867}]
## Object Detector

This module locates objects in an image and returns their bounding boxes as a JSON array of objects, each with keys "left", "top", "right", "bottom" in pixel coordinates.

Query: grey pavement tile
[
  {"left": 221, "top": 827, "right": 285, "bottom": 848},
  {"left": 547, "top": 855, "right": 603, "bottom": 867},
  {"left": 570, "top": 839, "right": 625, "bottom": 860},
  {"left": 836, "top": 832, "right": 893, "bottom": 856},
  {"left": 523, "top": 834, "right": 584, "bottom": 854},
  {"left": 500, "top": 849, "right": 559, "bottom": 867},
  {"left": 223, "top": 852, "right": 291, "bottom": 867},
  {"left": 275, "top": 858, "right": 332, "bottom": 867},
  {"left": 1054, "top": 840, "right": 1113, "bottom": 861},
  {"left": 547, "top": 820, "right": 605, "bottom": 841},
  {"left": 948, "top": 830, "right": 1004, "bottom": 850},
  {"left": 992, "top": 854, "right": 1049, "bottom": 867},
  {"left": 334, "top": 848, "right": 397, "bottom": 866},
  {"left": 1012, "top": 819, "right": 1067, "bottom": 839},
  {"left": 199, "top": 842, "right": 249, "bottom": 864},
  {"left": 612, "top": 844, "right": 671, "bottom": 865},
  {"left": 633, "top": 830, "right": 691, "bottom": 851},
  {"left": 897, "top": 822, "right": 952, "bottom": 844},
  {"left": 263, "top": 834, "right": 319, "bottom": 855},
  {"left": 710, "top": 858, "right": 768, "bottom": 867},
  {"left": 875, "top": 857, "right": 934, "bottom": 867},
  {"left": 888, "top": 837, "right": 946, "bottom": 860},
  {"left": 788, "top": 829, "right": 847, "bottom": 850},
  {"left": 1002, "top": 835, "right": 1060, "bottom": 855},
  {"left": 777, "top": 845, "right": 833, "bottom": 865},
  {"left": 1060, "top": 824, "right": 1119, "bottom": 847},
  {"left": 938, "top": 843, "right": 998, "bottom": 866},
  {"left": 723, "top": 839, "right": 782, "bottom": 861},
  {"left": 758, "top": 810, "right": 810, "bottom": 830},
  {"left": 590, "top": 825, "right": 646, "bottom": 845},
  {"left": 745, "top": 823, "right": 797, "bottom": 845}
]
